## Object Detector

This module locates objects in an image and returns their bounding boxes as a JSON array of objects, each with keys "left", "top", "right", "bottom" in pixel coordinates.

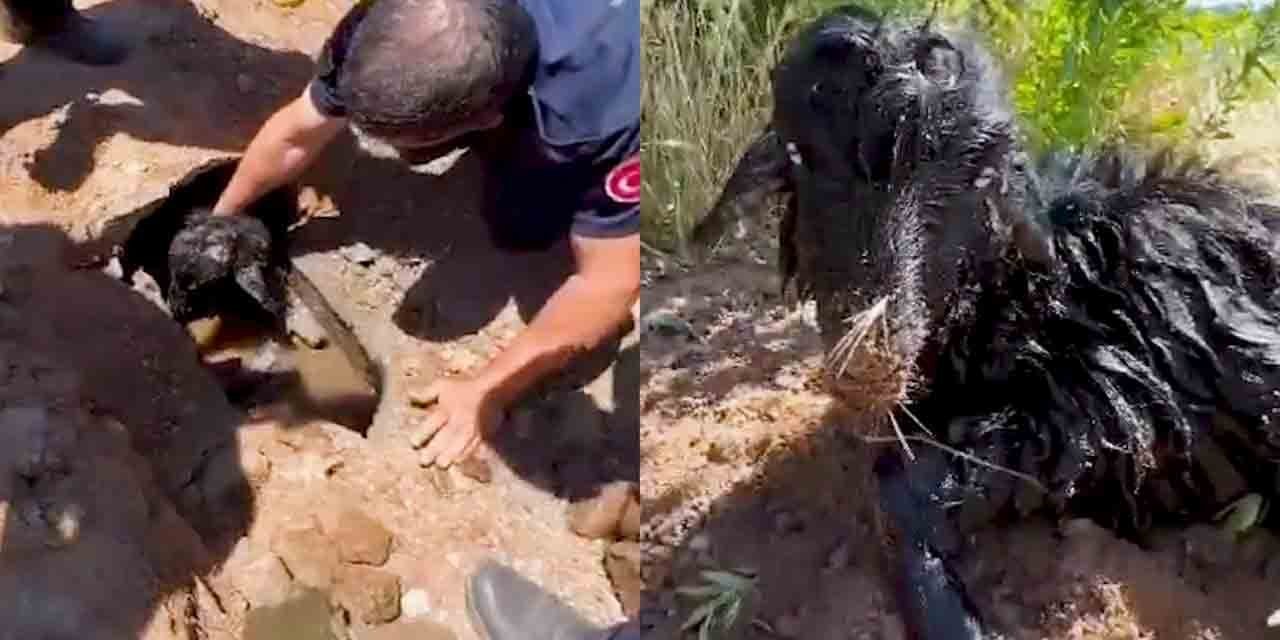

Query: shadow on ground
[
  {"left": 0, "top": 0, "right": 315, "bottom": 192},
  {"left": 0, "top": 223, "right": 262, "bottom": 638},
  {"left": 289, "top": 134, "right": 639, "bottom": 502}
]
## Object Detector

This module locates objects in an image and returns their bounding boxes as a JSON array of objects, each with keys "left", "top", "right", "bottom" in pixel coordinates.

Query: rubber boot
[
  {"left": 0, "top": 0, "right": 129, "bottom": 66},
  {"left": 466, "top": 561, "right": 618, "bottom": 640}
]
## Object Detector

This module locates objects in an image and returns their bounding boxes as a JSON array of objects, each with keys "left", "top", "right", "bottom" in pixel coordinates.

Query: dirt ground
[
  {"left": 638, "top": 101, "right": 1280, "bottom": 639},
  {"left": 0, "top": 1, "right": 637, "bottom": 639}
]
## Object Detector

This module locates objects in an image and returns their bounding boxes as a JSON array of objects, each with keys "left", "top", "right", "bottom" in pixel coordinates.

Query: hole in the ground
[{"left": 118, "top": 158, "right": 381, "bottom": 433}]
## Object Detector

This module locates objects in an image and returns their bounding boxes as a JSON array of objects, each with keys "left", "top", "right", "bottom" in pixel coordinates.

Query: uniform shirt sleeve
[
  {"left": 567, "top": 126, "right": 640, "bottom": 240},
  {"left": 307, "top": 2, "right": 372, "bottom": 119}
]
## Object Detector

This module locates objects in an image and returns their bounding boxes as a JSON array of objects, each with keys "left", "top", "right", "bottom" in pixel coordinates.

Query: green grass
[
  {"left": 677, "top": 568, "right": 760, "bottom": 639},
  {"left": 642, "top": 0, "right": 1280, "bottom": 252}
]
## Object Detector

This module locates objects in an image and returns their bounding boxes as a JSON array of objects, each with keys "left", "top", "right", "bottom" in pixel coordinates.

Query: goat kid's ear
[
  {"left": 687, "top": 125, "right": 793, "bottom": 263},
  {"left": 235, "top": 264, "right": 287, "bottom": 320}
]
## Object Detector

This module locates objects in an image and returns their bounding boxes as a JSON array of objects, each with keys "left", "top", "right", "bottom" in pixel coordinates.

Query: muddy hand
[
  {"left": 875, "top": 447, "right": 994, "bottom": 640},
  {"left": 167, "top": 210, "right": 287, "bottom": 324},
  {"left": 407, "top": 375, "right": 501, "bottom": 469}
]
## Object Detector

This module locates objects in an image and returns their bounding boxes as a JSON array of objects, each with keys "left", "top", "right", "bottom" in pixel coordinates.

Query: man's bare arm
[
  {"left": 213, "top": 91, "right": 346, "bottom": 215},
  {"left": 475, "top": 232, "right": 641, "bottom": 408}
]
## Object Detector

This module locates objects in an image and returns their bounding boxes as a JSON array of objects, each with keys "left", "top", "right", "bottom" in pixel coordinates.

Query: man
[
  {"left": 197, "top": 0, "right": 640, "bottom": 469},
  {"left": 0, "top": 0, "right": 130, "bottom": 65},
  {"left": 468, "top": 560, "right": 641, "bottom": 640}
]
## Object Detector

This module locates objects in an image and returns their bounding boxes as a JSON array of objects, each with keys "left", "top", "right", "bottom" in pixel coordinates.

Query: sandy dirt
[
  {"left": 638, "top": 102, "right": 1280, "bottom": 639},
  {"left": 0, "top": 1, "right": 637, "bottom": 638}
]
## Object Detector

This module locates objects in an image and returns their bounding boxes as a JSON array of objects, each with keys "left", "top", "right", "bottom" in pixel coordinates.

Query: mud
[{"left": 189, "top": 312, "right": 380, "bottom": 432}]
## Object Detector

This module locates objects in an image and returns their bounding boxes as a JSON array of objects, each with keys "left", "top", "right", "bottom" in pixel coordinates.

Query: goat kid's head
[{"left": 770, "top": 7, "right": 1054, "bottom": 411}]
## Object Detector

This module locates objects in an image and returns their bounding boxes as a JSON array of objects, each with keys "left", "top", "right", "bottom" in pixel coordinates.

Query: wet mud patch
[{"left": 113, "top": 158, "right": 383, "bottom": 434}]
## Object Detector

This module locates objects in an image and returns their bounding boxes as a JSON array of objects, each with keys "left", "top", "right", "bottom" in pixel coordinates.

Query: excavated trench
[{"left": 114, "top": 159, "right": 382, "bottom": 434}]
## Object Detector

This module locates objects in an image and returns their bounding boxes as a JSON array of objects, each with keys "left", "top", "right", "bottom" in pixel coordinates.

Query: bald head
[{"left": 338, "top": 0, "right": 536, "bottom": 137}]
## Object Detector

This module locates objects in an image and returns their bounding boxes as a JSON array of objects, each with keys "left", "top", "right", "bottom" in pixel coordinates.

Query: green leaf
[
  {"left": 701, "top": 569, "right": 755, "bottom": 592},
  {"left": 1254, "top": 59, "right": 1279, "bottom": 87},
  {"left": 1216, "top": 493, "right": 1266, "bottom": 534},
  {"left": 682, "top": 600, "right": 718, "bottom": 632},
  {"left": 724, "top": 597, "right": 743, "bottom": 629},
  {"left": 677, "top": 584, "right": 724, "bottom": 599}
]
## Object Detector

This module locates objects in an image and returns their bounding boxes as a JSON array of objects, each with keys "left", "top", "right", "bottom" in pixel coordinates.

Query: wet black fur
[
  {"left": 119, "top": 160, "right": 295, "bottom": 326},
  {"left": 696, "top": 5, "right": 1280, "bottom": 638}
]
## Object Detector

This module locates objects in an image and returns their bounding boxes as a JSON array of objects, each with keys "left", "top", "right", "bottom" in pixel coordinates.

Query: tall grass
[{"left": 642, "top": 0, "right": 1280, "bottom": 252}]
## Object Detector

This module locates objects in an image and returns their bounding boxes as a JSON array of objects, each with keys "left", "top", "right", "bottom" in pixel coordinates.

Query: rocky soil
[{"left": 0, "top": 1, "right": 638, "bottom": 638}]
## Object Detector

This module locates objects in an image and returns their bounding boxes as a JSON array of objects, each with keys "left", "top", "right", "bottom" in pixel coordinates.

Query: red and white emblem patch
[{"left": 604, "top": 155, "right": 641, "bottom": 204}]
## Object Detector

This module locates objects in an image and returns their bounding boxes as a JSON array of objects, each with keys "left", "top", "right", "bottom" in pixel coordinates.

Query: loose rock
[
  {"left": 359, "top": 619, "right": 456, "bottom": 640},
  {"left": 333, "top": 565, "right": 402, "bottom": 625},
  {"left": 273, "top": 526, "right": 340, "bottom": 590},
  {"left": 400, "top": 588, "right": 432, "bottom": 619},
  {"left": 323, "top": 507, "right": 394, "bottom": 566},
  {"left": 243, "top": 588, "right": 342, "bottom": 640}
]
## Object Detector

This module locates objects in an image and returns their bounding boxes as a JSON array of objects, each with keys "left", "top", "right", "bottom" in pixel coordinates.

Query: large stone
[
  {"left": 243, "top": 589, "right": 343, "bottom": 640},
  {"left": 234, "top": 552, "right": 295, "bottom": 609},
  {"left": 357, "top": 619, "right": 456, "bottom": 640},
  {"left": 321, "top": 507, "right": 394, "bottom": 566},
  {"left": 604, "top": 540, "right": 642, "bottom": 618},
  {"left": 333, "top": 565, "right": 402, "bottom": 625},
  {"left": 273, "top": 526, "right": 341, "bottom": 590}
]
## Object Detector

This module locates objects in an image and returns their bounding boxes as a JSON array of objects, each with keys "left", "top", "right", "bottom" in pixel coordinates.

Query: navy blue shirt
[{"left": 308, "top": 0, "right": 640, "bottom": 242}]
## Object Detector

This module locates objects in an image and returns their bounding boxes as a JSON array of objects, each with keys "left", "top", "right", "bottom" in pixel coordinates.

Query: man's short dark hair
[{"left": 338, "top": 0, "right": 537, "bottom": 133}]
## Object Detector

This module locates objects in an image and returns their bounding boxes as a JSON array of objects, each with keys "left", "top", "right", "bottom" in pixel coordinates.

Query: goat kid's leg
[{"left": 875, "top": 447, "right": 996, "bottom": 640}]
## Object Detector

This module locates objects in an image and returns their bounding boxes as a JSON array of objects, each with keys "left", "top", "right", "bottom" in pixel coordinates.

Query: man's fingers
[
  {"left": 437, "top": 432, "right": 475, "bottom": 469},
  {"left": 459, "top": 437, "right": 482, "bottom": 462},
  {"left": 408, "top": 381, "right": 442, "bottom": 408},
  {"left": 419, "top": 421, "right": 454, "bottom": 467},
  {"left": 408, "top": 410, "right": 449, "bottom": 449}
]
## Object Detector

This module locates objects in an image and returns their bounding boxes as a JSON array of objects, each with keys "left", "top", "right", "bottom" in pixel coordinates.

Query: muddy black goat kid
[
  {"left": 695, "top": 6, "right": 1280, "bottom": 639},
  {"left": 119, "top": 160, "right": 294, "bottom": 327}
]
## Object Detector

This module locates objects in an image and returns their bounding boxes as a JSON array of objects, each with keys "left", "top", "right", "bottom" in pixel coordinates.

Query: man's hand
[
  {"left": 405, "top": 233, "right": 639, "bottom": 468},
  {"left": 212, "top": 91, "right": 344, "bottom": 216},
  {"left": 409, "top": 375, "right": 504, "bottom": 468}
]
